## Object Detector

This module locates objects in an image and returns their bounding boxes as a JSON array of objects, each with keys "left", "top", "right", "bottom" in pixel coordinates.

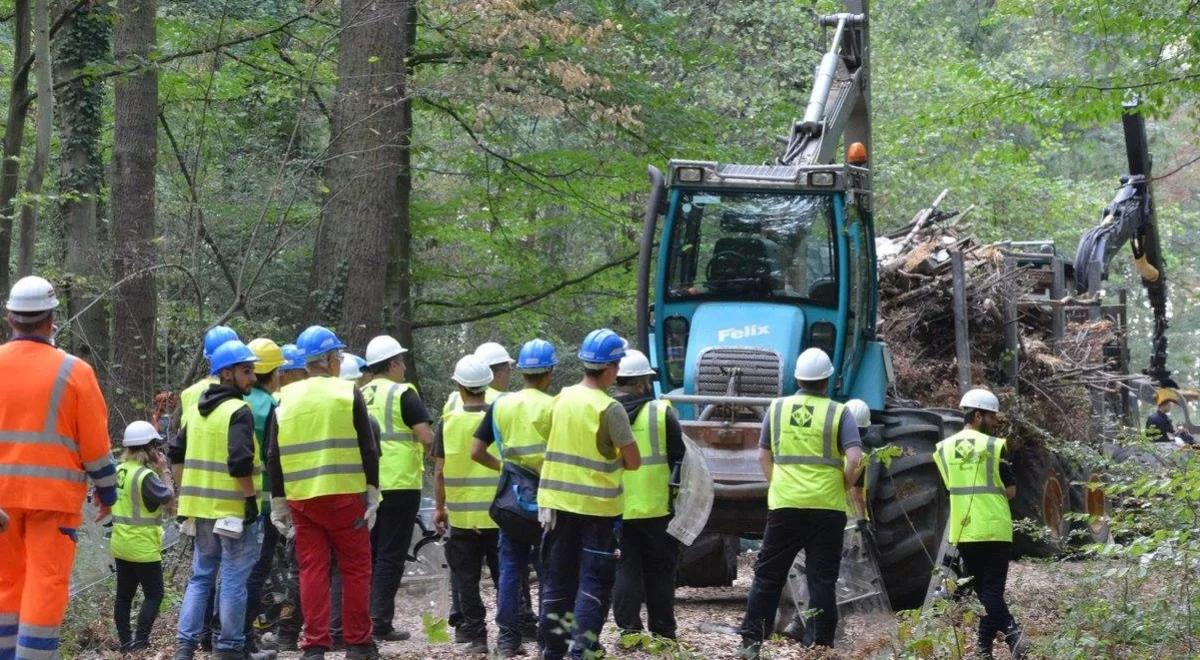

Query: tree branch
[{"left": 413, "top": 251, "right": 637, "bottom": 329}]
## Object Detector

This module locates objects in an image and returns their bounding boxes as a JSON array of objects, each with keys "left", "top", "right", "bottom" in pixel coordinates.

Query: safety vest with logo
[
  {"left": 492, "top": 388, "right": 553, "bottom": 473},
  {"left": 180, "top": 377, "right": 217, "bottom": 430},
  {"left": 111, "top": 459, "right": 163, "bottom": 562},
  {"left": 441, "top": 405, "right": 499, "bottom": 529},
  {"left": 275, "top": 377, "right": 366, "bottom": 501},
  {"left": 623, "top": 400, "right": 673, "bottom": 520},
  {"left": 178, "top": 398, "right": 259, "bottom": 519},
  {"left": 540, "top": 384, "right": 625, "bottom": 517},
  {"left": 443, "top": 387, "right": 500, "bottom": 414},
  {"left": 933, "top": 429, "right": 1013, "bottom": 543},
  {"left": 363, "top": 378, "right": 423, "bottom": 491},
  {"left": 766, "top": 394, "right": 846, "bottom": 511},
  {"left": 0, "top": 344, "right": 116, "bottom": 514}
]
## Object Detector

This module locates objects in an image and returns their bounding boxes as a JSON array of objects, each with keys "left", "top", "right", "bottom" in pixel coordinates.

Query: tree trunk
[
  {"left": 308, "top": 0, "right": 408, "bottom": 351},
  {"left": 110, "top": 0, "right": 157, "bottom": 427},
  {"left": 56, "top": 0, "right": 111, "bottom": 365},
  {"left": 14, "top": 0, "right": 54, "bottom": 278},
  {"left": 387, "top": 1, "right": 418, "bottom": 382},
  {"left": 0, "top": 0, "right": 31, "bottom": 293}
]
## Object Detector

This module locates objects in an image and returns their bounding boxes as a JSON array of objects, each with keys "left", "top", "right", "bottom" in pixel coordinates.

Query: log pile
[{"left": 876, "top": 191, "right": 1126, "bottom": 447}]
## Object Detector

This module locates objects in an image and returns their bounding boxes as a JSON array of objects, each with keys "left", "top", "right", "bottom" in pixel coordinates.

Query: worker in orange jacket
[{"left": 0, "top": 275, "right": 117, "bottom": 660}]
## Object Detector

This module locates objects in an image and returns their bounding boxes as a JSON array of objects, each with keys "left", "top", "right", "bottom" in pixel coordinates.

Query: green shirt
[{"left": 245, "top": 385, "right": 276, "bottom": 512}]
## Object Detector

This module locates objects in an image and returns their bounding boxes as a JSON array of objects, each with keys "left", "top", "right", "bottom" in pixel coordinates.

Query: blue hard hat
[
  {"left": 280, "top": 343, "right": 305, "bottom": 372},
  {"left": 577, "top": 328, "right": 627, "bottom": 365},
  {"left": 295, "top": 325, "right": 345, "bottom": 359},
  {"left": 209, "top": 339, "right": 259, "bottom": 375},
  {"left": 517, "top": 339, "right": 558, "bottom": 372},
  {"left": 203, "top": 325, "right": 239, "bottom": 359}
]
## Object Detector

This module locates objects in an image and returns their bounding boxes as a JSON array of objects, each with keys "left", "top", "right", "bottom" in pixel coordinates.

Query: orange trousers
[{"left": 0, "top": 507, "right": 81, "bottom": 660}]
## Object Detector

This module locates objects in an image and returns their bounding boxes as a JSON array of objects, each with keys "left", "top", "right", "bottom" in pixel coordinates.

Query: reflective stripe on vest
[
  {"left": 276, "top": 377, "right": 366, "bottom": 500},
  {"left": 111, "top": 461, "right": 163, "bottom": 562},
  {"left": 539, "top": 384, "right": 624, "bottom": 517},
  {"left": 0, "top": 355, "right": 93, "bottom": 487},
  {"left": 766, "top": 394, "right": 846, "bottom": 512},
  {"left": 364, "top": 379, "right": 422, "bottom": 491},
  {"left": 492, "top": 389, "right": 553, "bottom": 473},
  {"left": 178, "top": 398, "right": 257, "bottom": 519},
  {"left": 933, "top": 430, "right": 1013, "bottom": 543},
  {"left": 441, "top": 406, "right": 499, "bottom": 529},
  {"left": 623, "top": 400, "right": 672, "bottom": 520}
]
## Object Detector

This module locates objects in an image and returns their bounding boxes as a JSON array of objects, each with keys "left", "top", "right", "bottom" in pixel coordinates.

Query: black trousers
[
  {"left": 444, "top": 527, "right": 499, "bottom": 640},
  {"left": 245, "top": 515, "right": 280, "bottom": 638},
  {"left": 958, "top": 541, "right": 1014, "bottom": 647},
  {"left": 612, "top": 516, "right": 680, "bottom": 638},
  {"left": 114, "top": 558, "right": 164, "bottom": 646},
  {"left": 370, "top": 489, "right": 421, "bottom": 633},
  {"left": 740, "top": 508, "right": 846, "bottom": 647}
]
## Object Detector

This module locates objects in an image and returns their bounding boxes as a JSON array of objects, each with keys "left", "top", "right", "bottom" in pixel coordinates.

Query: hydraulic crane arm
[{"left": 1074, "top": 100, "right": 1172, "bottom": 387}]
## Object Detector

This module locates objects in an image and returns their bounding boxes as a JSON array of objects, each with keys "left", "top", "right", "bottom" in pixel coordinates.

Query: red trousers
[
  {"left": 0, "top": 507, "right": 81, "bottom": 659},
  {"left": 290, "top": 494, "right": 372, "bottom": 648}
]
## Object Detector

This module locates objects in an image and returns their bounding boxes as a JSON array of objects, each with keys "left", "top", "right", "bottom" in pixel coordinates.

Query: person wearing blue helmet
[
  {"left": 278, "top": 343, "right": 307, "bottom": 388},
  {"left": 176, "top": 326, "right": 241, "bottom": 436},
  {"left": 470, "top": 339, "right": 558, "bottom": 657},
  {"left": 538, "top": 329, "right": 642, "bottom": 660},
  {"left": 167, "top": 339, "right": 272, "bottom": 660}
]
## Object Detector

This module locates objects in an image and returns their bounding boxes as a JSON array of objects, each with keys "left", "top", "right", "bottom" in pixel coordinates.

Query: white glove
[
  {"left": 364, "top": 486, "right": 381, "bottom": 530},
  {"left": 270, "top": 497, "right": 294, "bottom": 539}
]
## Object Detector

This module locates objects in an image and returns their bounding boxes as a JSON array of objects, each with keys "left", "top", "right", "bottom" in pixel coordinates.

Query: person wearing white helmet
[
  {"left": 0, "top": 275, "right": 116, "bottom": 660},
  {"left": 443, "top": 342, "right": 511, "bottom": 414},
  {"left": 740, "top": 348, "right": 863, "bottom": 657},
  {"left": 932, "top": 388, "right": 1026, "bottom": 659},
  {"left": 433, "top": 356, "right": 501, "bottom": 654},
  {"left": 611, "top": 349, "right": 686, "bottom": 649},
  {"left": 359, "top": 335, "right": 434, "bottom": 643},
  {"left": 111, "top": 421, "right": 175, "bottom": 652}
]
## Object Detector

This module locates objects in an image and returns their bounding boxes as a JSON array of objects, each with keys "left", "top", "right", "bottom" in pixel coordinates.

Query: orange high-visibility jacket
[{"left": 0, "top": 338, "right": 114, "bottom": 513}]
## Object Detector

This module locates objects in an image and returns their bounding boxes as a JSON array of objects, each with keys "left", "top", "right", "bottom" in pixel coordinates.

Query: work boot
[
  {"left": 496, "top": 643, "right": 526, "bottom": 658},
  {"left": 453, "top": 627, "right": 472, "bottom": 644},
  {"left": 299, "top": 648, "right": 327, "bottom": 660},
  {"left": 781, "top": 616, "right": 806, "bottom": 643},
  {"left": 1004, "top": 623, "right": 1029, "bottom": 659},
  {"left": 738, "top": 639, "right": 761, "bottom": 660},
  {"left": 345, "top": 642, "right": 380, "bottom": 660},
  {"left": 373, "top": 627, "right": 411, "bottom": 642},
  {"left": 126, "top": 639, "right": 150, "bottom": 653},
  {"left": 258, "top": 632, "right": 298, "bottom": 652},
  {"left": 171, "top": 645, "right": 196, "bottom": 660},
  {"left": 460, "top": 638, "right": 488, "bottom": 655}
]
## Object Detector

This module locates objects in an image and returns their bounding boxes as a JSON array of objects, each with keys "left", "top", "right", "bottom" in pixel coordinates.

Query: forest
[{"left": 1, "top": 0, "right": 1199, "bottom": 657}]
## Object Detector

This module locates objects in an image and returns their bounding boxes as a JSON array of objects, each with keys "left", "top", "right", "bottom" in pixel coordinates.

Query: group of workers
[{"left": 0, "top": 272, "right": 1030, "bottom": 660}]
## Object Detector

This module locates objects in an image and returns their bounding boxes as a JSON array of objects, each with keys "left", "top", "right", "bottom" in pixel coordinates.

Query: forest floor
[{"left": 68, "top": 554, "right": 1085, "bottom": 660}]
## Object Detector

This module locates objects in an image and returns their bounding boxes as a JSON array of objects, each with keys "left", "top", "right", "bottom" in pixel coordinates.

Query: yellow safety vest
[
  {"left": 623, "top": 400, "right": 673, "bottom": 520},
  {"left": 766, "top": 394, "right": 846, "bottom": 511},
  {"left": 540, "top": 384, "right": 625, "bottom": 517},
  {"left": 441, "top": 405, "right": 499, "bottom": 529},
  {"left": 492, "top": 388, "right": 553, "bottom": 473},
  {"left": 363, "top": 378, "right": 423, "bottom": 491},
  {"left": 179, "top": 377, "right": 217, "bottom": 430},
  {"left": 111, "top": 459, "right": 163, "bottom": 563},
  {"left": 443, "top": 387, "right": 500, "bottom": 414},
  {"left": 275, "top": 377, "right": 367, "bottom": 501},
  {"left": 178, "top": 398, "right": 258, "bottom": 519},
  {"left": 933, "top": 429, "right": 1013, "bottom": 543}
]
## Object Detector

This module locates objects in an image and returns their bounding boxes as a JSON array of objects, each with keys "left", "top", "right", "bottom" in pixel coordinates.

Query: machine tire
[
  {"left": 1063, "top": 459, "right": 1111, "bottom": 545},
  {"left": 868, "top": 407, "right": 959, "bottom": 610},
  {"left": 675, "top": 532, "right": 739, "bottom": 587},
  {"left": 1009, "top": 446, "right": 1071, "bottom": 557}
]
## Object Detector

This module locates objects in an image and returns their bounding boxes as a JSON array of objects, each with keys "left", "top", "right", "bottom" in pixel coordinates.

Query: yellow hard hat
[
  {"left": 1157, "top": 388, "right": 1183, "bottom": 407},
  {"left": 247, "top": 337, "right": 286, "bottom": 374}
]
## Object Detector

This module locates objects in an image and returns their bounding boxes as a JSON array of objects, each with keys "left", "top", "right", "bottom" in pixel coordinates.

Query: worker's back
[{"left": 0, "top": 338, "right": 112, "bottom": 513}]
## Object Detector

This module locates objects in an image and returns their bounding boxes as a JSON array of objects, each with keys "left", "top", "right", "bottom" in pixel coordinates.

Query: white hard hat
[
  {"left": 845, "top": 399, "right": 872, "bottom": 428},
  {"left": 6, "top": 275, "right": 59, "bottom": 314},
  {"left": 453, "top": 354, "right": 494, "bottom": 389},
  {"left": 960, "top": 388, "right": 1000, "bottom": 413},
  {"left": 618, "top": 349, "right": 656, "bottom": 378},
  {"left": 340, "top": 353, "right": 365, "bottom": 380},
  {"left": 122, "top": 420, "right": 162, "bottom": 448},
  {"left": 474, "top": 341, "right": 514, "bottom": 366},
  {"left": 365, "top": 335, "right": 407, "bottom": 366},
  {"left": 794, "top": 348, "right": 834, "bottom": 381}
]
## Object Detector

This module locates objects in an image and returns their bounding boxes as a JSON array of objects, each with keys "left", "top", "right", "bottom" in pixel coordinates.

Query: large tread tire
[
  {"left": 675, "top": 532, "right": 739, "bottom": 587},
  {"left": 1009, "top": 446, "right": 1070, "bottom": 557},
  {"left": 868, "top": 407, "right": 959, "bottom": 610},
  {"left": 1062, "top": 457, "right": 1111, "bottom": 545}
]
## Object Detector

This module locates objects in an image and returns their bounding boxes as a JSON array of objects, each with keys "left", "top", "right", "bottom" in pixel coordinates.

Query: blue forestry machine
[{"left": 635, "top": 0, "right": 960, "bottom": 608}]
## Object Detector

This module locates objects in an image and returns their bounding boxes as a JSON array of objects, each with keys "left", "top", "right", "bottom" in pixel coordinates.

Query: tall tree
[
  {"left": 111, "top": 0, "right": 158, "bottom": 426},
  {"left": 388, "top": 1, "right": 417, "bottom": 372},
  {"left": 56, "top": 0, "right": 112, "bottom": 364},
  {"left": 14, "top": 0, "right": 54, "bottom": 278},
  {"left": 0, "top": 0, "right": 31, "bottom": 294},
  {"left": 308, "top": 0, "right": 408, "bottom": 350}
]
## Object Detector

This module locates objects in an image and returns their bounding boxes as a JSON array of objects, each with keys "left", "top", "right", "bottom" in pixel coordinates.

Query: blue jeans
[
  {"left": 496, "top": 531, "right": 541, "bottom": 649},
  {"left": 177, "top": 518, "right": 263, "bottom": 652},
  {"left": 538, "top": 511, "right": 619, "bottom": 660}
]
